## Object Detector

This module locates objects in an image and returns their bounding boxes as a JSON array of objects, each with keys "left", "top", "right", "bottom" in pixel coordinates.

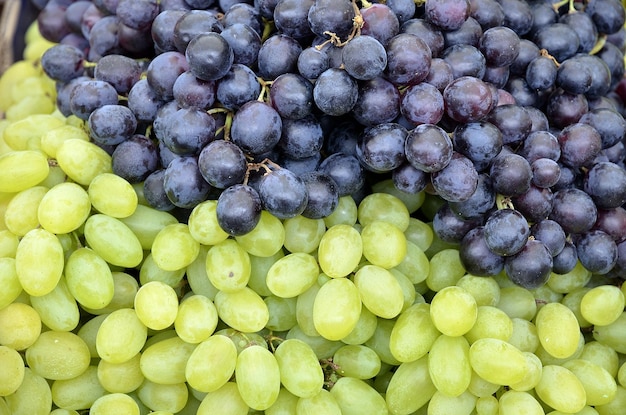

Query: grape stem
[
  {"left": 243, "top": 158, "right": 281, "bottom": 185},
  {"left": 540, "top": 49, "right": 561, "bottom": 67},
  {"left": 207, "top": 107, "right": 233, "bottom": 140},
  {"left": 315, "top": 0, "right": 364, "bottom": 50}
]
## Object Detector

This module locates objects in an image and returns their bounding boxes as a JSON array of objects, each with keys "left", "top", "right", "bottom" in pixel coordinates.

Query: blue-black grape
[
  {"left": 352, "top": 77, "right": 401, "bottom": 127},
  {"left": 552, "top": 240, "right": 578, "bottom": 274},
  {"left": 560, "top": 11, "right": 598, "bottom": 54},
  {"left": 222, "top": 3, "right": 262, "bottom": 35},
  {"left": 425, "top": 0, "right": 470, "bottom": 31},
  {"left": 300, "top": 171, "right": 339, "bottom": 219},
  {"left": 433, "top": 203, "right": 481, "bottom": 244},
  {"left": 485, "top": 104, "right": 532, "bottom": 146},
  {"left": 594, "top": 207, "right": 626, "bottom": 242},
  {"left": 216, "top": 63, "right": 261, "bottom": 110},
  {"left": 431, "top": 152, "right": 479, "bottom": 202},
  {"left": 88, "top": 104, "right": 137, "bottom": 146},
  {"left": 173, "top": 10, "right": 223, "bottom": 53},
  {"left": 144, "top": 169, "right": 176, "bottom": 211},
  {"left": 579, "top": 108, "right": 626, "bottom": 149},
  {"left": 442, "top": 44, "right": 486, "bottom": 79},
  {"left": 449, "top": 173, "right": 495, "bottom": 219},
  {"left": 41, "top": 44, "right": 85, "bottom": 83},
  {"left": 312, "top": 68, "right": 358, "bottom": 116},
  {"left": 163, "top": 156, "right": 213, "bottom": 209},
  {"left": 111, "top": 134, "right": 159, "bottom": 183},
  {"left": 307, "top": 0, "right": 355, "bottom": 40},
  {"left": 269, "top": 73, "right": 314, "bottom": 120},
  {"left": 385, "top": 33, "right": 432, "bottom": 85},
  {"left": 511, "top": 184, "right": 554, "bottom": 224},
  {"left": 151, "top": 9, "right": 187, "bottom": 53},
  {"left": 459, "top": 226, "right": 505, "bottom": 276},
  {"left": 356, "top": 123, "right": 407, "bottom": 173},
  {"left": 530, "top": 219, "right": 566, "bottom": 257},
  {"left": 392, "top": 163, "right": 429, "bottom": 194},
  {"left": 400, "top": 18, "right": 444, "bottom": 57},
  {"left": 173, "top": 71, "right": 216, "bottom": 110},
  {"left": 146, "top": 51, "right": 189, "bottom": 99},
  {"left": 584, "top": 0, "right": 626, "bottom": 35},
  {"left": 116, "top": 0, "right": 158, "bottom": 31},
  {"left": 257, "top": 33, "right": 302, "bottom": 80},
  {"left": 443, "top": 76, "right": 494, "bottom": 123},
  {"left": 216, "top": 184, "right": 262, "bottom": 236},
  {"left": 484, "top": 208, "right": 530, "bottom": 256},
  {"left": 498, "top": 0, "right": 534, "bottom": 36},
  {"left": 531, "top": 158, "right": 561, "bottom": 189},
  {"left": 359, "top": 3, "right": 400, "bottom": 47},
  {"left": 185, "top": 32, "right": 234, "bottom": 82},
  {"left": 489, "top": 153, "right": 532, "bottom": 197},
  {"left": 341, "top": 35, "right": 387, "bottom": 81},
  {"left": 424, "top": 58, "right": 454, "bottom": 91},
  {"left": 443, "top": 17, "right": 483, "bottom": 48},
  {"left": 69, "top": 79, "right": 120, "bottom": 120},
  {"left": 127, "top": 78, "right": 165, "bottom": 124},
  {"left": 479, "top": 26, "right": 520, "bottom": 67},
  {"left": 525, "top": 56, "right": 558, "bottom": 91},
  {"left": 278, "top": 115, "right": 324, "bottom": 160},
  {"left": 557, "top": 123, "right": 602, "bottom": 168},
  {"left": 452, "top": 121, "right": 503, "bottom": 171},
  {"left": 504, "top": 239, "right": 553, "bottom": 289},
  {"left": 545, "top": 88, "right": 589, "bottom": 129},
  {"left": 230, "top": 100, "right": 282, "bottom": 156},
  {"left": 273, "top": 0, "right": 315, "bottom": 39},
  {"left": 400, "top": 82, "right": 445, "bottom": 126},
  {"left": 584, "top": 161, "right": 626, "bottom": 209},
  {"left": 297, "top": 46, "right": 330, "bottom": 80},
  {"left": 258, "top": 168, "right": 308, "bottom": 219},
  {"left": 405, "top": 123, "right": 453, "bottom": 173},
  {"left": 386, "top": 0, "right": 416, "bottom": 25},
  {"left": 158, "top": 107, "right": 216, "bottom": 155},
  {"left": 549, "top": 187, "right": 598, "bottom": 235},
  {"left": 576, "top": 230, "right": 619, "bottom": 275},
  {"left": 317, "top": 153, "right": 365, "bottom": 196},
  {"left": 198, "top": 139, "right": 247, "bottom": 189}
]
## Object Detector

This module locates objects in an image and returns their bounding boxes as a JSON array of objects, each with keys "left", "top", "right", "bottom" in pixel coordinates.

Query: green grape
[
  {"left": 151, "top": 223, "right": 199, "bottom": 271},
  {"left": 531, "top": 284, "right": 563, "bottom": 309},
  {"left": 430, "top": 285, "right": 477, "bottom": 337},
  {"left": 83, "top": 214, "right": 143, "bottom": 268},
  {"left": 4, "top": 368, "right": 52, "bottom": 415},
  {"left": 15, "top": 227, "right": 64, "bottom": 296},
  {"left": 76, "top": 314, "right": 108, "bottom": 359},
  {"left": 51, "top": 366, "right": 105, "bottom": 410},
  {"left": 427, "top": 390, "right": 476, "bottom": 415},
  {"left": 475, "top": 395, "right": 499, "bottom": 415},
  {"left": 88, "top": 173, "right": 138, "bottom": 218},
  {"left": 185, "top": 334, "right": 237, "bottom": 393},
  {"left": 97, "top": 353, "right": 144, "bottom": 393},
  {"left": 196, "top": 382, "right": 248, "bottom": 415},
  {"left": 187, "top": 200, "right": 229, "bottom": 246},
  {"left": 535, "top": 302, "right": 581, "bottom": 359},
  {"left": 580, "top": 285, "right": 625, "bottom": 326},
  {"left": 340, "top": 305, "right": 378, "bottom": 345},
  {"left": 38, "top": 163, "right": 66, "bottom": 188},
  {"left": 215, "top": 328, "right": 268, "bottom": 353},
  {"left": 235, "top": 345, "right": 281, "bottom": 410},
  {"left": 50, "top": 409, "right": 81, "bottom": 415},
  {"left": 264, "top": 388, "right": 298, "bottom": 415},
  {"left": 403, "top": 217, "right": 434, "bottom": 252},
  {"left": 283, "top": 215, "right": 326, "bottom": 254},
  {"left": 0, "top": 150, "right": 49, "bottom": 193},
  {"left": 65, "top": 247, "right": 115, "bottom": 310},
  {"left": 140, "top": 335, "right": 196, "bottom": 385},
  {"left": 546, "top": 261, "right": 592, "bottom": 293},
  {"left": 89, "top": 393, "right": 140, "bottom": 415},
  {"left": 136, "top": 380, "right": 188, "bottom": 413},
  {"left": 467, "top": 370, "right": 500, "bottom": 398},
  {"left": 388, "top": 269, "right": 416, "bottom": 312},
  {"left": 357, "top": 192, "right": 410, "bottom": 231},
  {"left": 509, "top": 352, "right": 542, "bottom": 392},
  {"left": 317, "top": 224, "right": 362, "bottom": 278},
  {"left": 596, "top": 385, "right": 626, "bottom": 415},
  {"left": 580, "top": 341, "right": 620, "bottom": 377},
  {"left": 371, "top": 178, "right": 426, "bottom": 213},
  {"left": 389, "top": 302, "right": 440, "bottom": 362},
  {"left": 214, "top": 286, "right": 269, "bottom": 333},
  {"left": 274, "top": 339, "right": 324, "bottom": 398},
  {"left": 205, "top": 239, "right": 251, "bottom": 293},
  {"left": 4, "top": 185, "right": 47, "bottom": 236},
  {"left": 619, "top": 362, "right": 626, "bottom": 388},
  {"left": 29, "top": 277, "right": 80, "bottom": 332},
  {"left": 468, "top": 338, "right": 527, "bottom": 386},
  {"left": 497, "top": 286, "right": 538, "bottom": 321},
  {"left": 364, "top": 318, "right": 401, "bottom": 366},
  {"left": 285, "top": 325, "right": 343, "bottom": 360},
  {"left": 561, "top": 287, "right": 593, "bottom": 328},
  {"left": 25, "top": 330, "right": 90, "bottom": 380},
  {"left": 332, "top": 344, "right": 381, "bottom": 380},
  {"left": 385, "top": 356, "right": 436, "bottom": 415},
  {"left": 392, "top": 240, "right": 430, "bottom": 284},
  {"left": 248, "top": 250, "right": 284, "bottom": 297},
  {"left": 296, "top": 283, "right": 322, "bottom": 337},
  {"left": 83, "top": 272, "right": 138, "bottom": 315},
  {"left": 456, "top": 275, "right": 500, "bottom": 307},
  {"left": 266, "top": 252, "right": 319, "bottom": 298},
  {"left": 562, "top": 359, "right": 617, "bottom": 406},
  {"left": 323, "top": 195, "right": 357, "bottom": 228},
  {"left": 0, "top": 258, "right": 23, "bottom": 309},
  {"left": 55, "top": 138, "right": 112, "bottom": 186},
  {"left": 40, "top": 124, "right": 89, "bottom": 158},
  {"left": 312, "top": 277, "right": 361, "bottom": 341},
  {"left": 0, "top": 345, "right": 25, "bottom": 396},
  {"left": 296, "top": 389, "right": 342, "bottom": 415},
  {"left": 0, "top": 229, "right": 19, "bottom": 257},
  {"left": 134, "top": 281, "right": 179, "bottom": 330},
  {"left": 174, "top": 294, "right": 218, "bottom": 344},
  {"left": 426, "top": 248, "right": 466, "bottom": 291},
  {"left": 185, "top": 246, "right": 219, "bottom": 300},
  {"left": 535, "top": 365, "right": 586, "bottom": 414},
  {"left": 361, "top": 221, "right": 407, "bottom": 269},
  {"left": 235, "top": 211, "right": 285, "bottom": 257},
  {"left": 118, "top": 204, "right": 178, "bottom": 250},
  {"left": 353, "top": 264, "right": 404, "bottom": 319},
  {"left": 264, "top": 295, "right": 297, "bottom": 331},
  {"left": 329, "top": 376, "right": 388, "bottom": 415},
  {"left": 464, "top": 305, "right": 513, "bottom": 344},
  {"left": 96, "top": 308, "right": 148, "bottom": 364},
  {"left": 507, "top": 318, "right": 539, "bottom": 353},
  {"left": 428, "top": 334, "right": 472, "bottom": 397},
  {"left": 497, "top": 390, "right": 544, "bottom": 415},
  {"left": 535, "top": 330, "right": 584, "bottom": 366}
]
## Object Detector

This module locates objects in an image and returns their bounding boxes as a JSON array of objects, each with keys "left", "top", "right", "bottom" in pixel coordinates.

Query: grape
[
  {"left": 0, "top": 345, "right": 26, "bottom": 396},
  {"left": 140, "top": 335, "right": 195, "bottom": 385},
  {"left": 469, "top": 338, "right": 527, "bottom": 386},
  {"left": 214, "top": 287, "right": 269, "bottom": 333},
  {"left": 385, "top": 356, "right": 437, "bottom": 415},
  {"left": 206, "top": 239, "right": 251, "bottom": 293},
  {"left": 51, "top": 365, "right": 106, "bottom": 411},
  {"left": 317, "top": 224, "right": 362, "bottom": 278},
  {"left": 30, "top": 278, "right": 80, "bottom": 332},
  {"left": 4, "top": 368, "right": 53, "bottom": 415},
  {"left": 89, "top": 393, "right": 140, "bottom": 415},
  {"left": 430, "top": 286, "right": 477, "bottom": 337},
  {"left": 196, "top": 382, "right": 248, "bottom": 415},
  {"left": 56, "top": 138, "right": 113, "bottom": 186},
  {"left": 26, "top": 330, "right": 91, "bottom": 381},
  {"left": 216, "top": 184, "right": 262, "bottom": 236},
  {"left": 185, "top": 334, "right": 237, "bottom": 393},
  {"left": 536, "top": 302, "right": 581, "bottom": 359},
  {"left": 0, "top": 150, "right": 49, "bottom": 193},
  {"left": 235, "top": 345, "right": 281, "bottom": 410},
  {"left": 354, "top": 265, "right": 404, "bottom": 319},
  {"left": 313, "top": 277, "right": 361, "bottom": 341},
  {"left": 580, "top": 285, "right": 625, "bottom": 326},
  {"left": 330, "top": 376, "right": 389, "bottom": 415},
  {"left": 266, "top": 252, "right": 319, "bottom": 298},
  {"left": 535, "top": 365, "right": 587, "bottom": 414}
]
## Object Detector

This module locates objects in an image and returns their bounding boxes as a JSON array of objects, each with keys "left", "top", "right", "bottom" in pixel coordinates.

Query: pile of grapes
[{"left": 2, "top": 0, "right": 626, "bottom": 413}]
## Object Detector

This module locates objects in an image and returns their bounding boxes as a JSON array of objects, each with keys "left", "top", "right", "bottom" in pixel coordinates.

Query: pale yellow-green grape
[
  {"left": 235, "top": 210, "right": 286, "bottom": 257},
  {"left": 592, "top": 312, "right": 626, "bottom": 354},
  {"left": 282, "top": 215, "right": 326, "bottom": 254},
  {"left": 426, "top": 248, "right": 466, "bottom": 292},
  {"left": 265, "top": 295, "right": 297, "bottom": 331},
  {"left": 15, "top": 227, "right": 64, "bottom": 296},
  {"left": 535, "top": 365, "right": 587, "bottom": 413},
  {"left": 196, "top": 382, "right": 248, "bottom": 415},
  {"left": 83, "top": 271, "right": 139, "bottom": 315},
  {"left": 264, "top": 387, "right": 298, "bottom": 415},
  {"left": 0, "top": 397, "right": 10, "bottom": 415},
  {"left": 274, "top": 338, "right": 324, "bottom": 398},
  {"left": 96, "top": 308, "right": 148, "bottom": 364},
  {"left": 373, "top": 368, "right": 393, "bottom": 395},
  {"left": 467, "top": 370, "right": 500, "bottom": 398},
  {"left": 295, "top": 388, "right": 342, "bottom": 415},
  {"left": 205, "top": 238, "right": 251, "bottom": 292},
  {"left": 88, "top": 173, "right": 138, "bottom": 218},
  {"left": 475, "top": 395, "right": 499, "bottom": 415},
  {"left": 340, "top": 304, "right": 378, "bottom": 346},
  {"left": 247, "top": 250, "right": 283, "bottom": 297},
  {"left": 497, "top": 285, "right": 538, "bottom": 320},
  {"left": 29, "top": 277, "right": 80, "bottom": 332},
  {"left": 464, "top": 305, "right": 513, "bottom": 344},
  {"left": 118, "top": 204, "right": 178, "bottom": 250},
  {"left": 37, "top": 182, "right": 91, "bottom": 234},
  {"left": 392, "top": 240, "right": 430, "bottom": 284},
  {"left": 25, "top": 330, "right": 90, "bottom": 380},
  {"left": 427, "top": 390, "right": 476, "bottom": 415},
  {"left": 509, "top": 352, "right": 542, "bottom": 392},
  {"left": 456, "top": 275, "right": 501, "bottom": 307},
  {"left": 312, "top": 277, "right": 362, "bottom": 341},
  {"left": 187, "top": 200, "right": 229, "bottom": 246},
  {"left": 147, "top": 223, "right": 198, "bottom": 271},
  {"left": 3, "top": 186, "right": 47, "bottom": 236},
  {"left": 97, "top": 353, "right": 144, "bottom": 393},
  {"left": 136, "top": 380, "right": 188, "bottom": 413},
  {"left": 620, "top": 362, "right": 626, "bottom": 388},
  {"left": 360, "top": 220, "right": 407, "bottom": 269},
  {"left": 532, "top": 284, "right": 563, "bottom": 310},
  {"left": 55, "top": 139, "right": 112, "bottom": 186},
  {"left": 235, "top": 345, "right": 281, "bottom": 410},
  {"left": 0, "top": 346, "right": 25, "bottom": 396},
  {"left": 214, "top": 286, "right": 269, "bottom": 333},
  {"left": 403, "top": 217, "right": 434, "bottom": 252},
  {"left": 0, "top": 229, "right": 19, "bottom": 257},
  {"left": 50, "top": 366, "right": 106, "bottom": 411},
  {"left": 9, "top": 77, "right": 55, "bottom": 116},
  {"left": 595, "top": 385, "right": 626, "bottom": 415},
  {"left": 174, "top": 294, "right": 218, "bottom": 344},
  {"left": 185, "top": 246, "right": 219, "bottom": 300},
  {"left": 364, "top": 318, "right": 400, "bottom": 366},
  {"left": 285, "top": 325, "right": 343, "bottom": 360},
  {"left": 580, "top": 285, "right": 625, "bottom": 326},
  {"left": 89, "top": 393, "right": 140, "bottom": 415},
  {"left": 388, "top": 269, "right": 416, "bottom": 312},
  {"left": 468, "top": 338, "right": 527, "bottom": 386},
  {"left": 89, "top": 218, "right": 143, "bottom": 269},
  {"left": 0, "top": 61, "right": 41, "bottom": 112},
  {"left": 4, "top": 94, "right": 56, "bottom": 122},
  {"left": 561, "top": 287, "right": 593, "bottom": 328},
  {"left": 2, "top": 114, "right": 65, "bottom": 150},
  {"left": 0, "top": 192, "right": 13, "bottom": 232},
  {"left": 389, "top": 302, "right": 440, "bottom": 362},
  {"left": 65, "top": 247, "right": 115, "bottom": 310},
  {"left": 357, "top": 192, "right": 410, "bottom": 231},
  {"left": 0, "top": 258, "right": 22, "bottom": 309},
  {"left": 296, "top": 283, "right": 322, "bottom": 337},
  {"left": 385, "top": 355, "right": 436, "bottom": 415},
  {"left": 38, "top": 163, "right": 66, "bottom": 188},
  {"left": 497, "top": 390, "right": 544, "bottom": 415},
  {"left": 535, "top": 302, "right": 581, "bottom": 359},
  {"left": 372, "top": 178, "right": 426, "bottom": 214},
  {"left": 323, "top": 195, "right": 357, "bottom": 227},
  {"left": 139, "top": 253, "right": 185, "bottom": 287},
  {"left": 140, "top": 335, "right": 196, "bottom": 385},
  {"left": 428, "top": 334, "right": 472, "bottom": 397},
  {"left": 546, "top": 261, "right": 592, "bottom": 293},
  {"left": 535, "top": 330, "right": 585, "bottom": 366},
  {"left": 332, "top": 344, "right": 381, "bottom": 380},
  {"left": 317, "top": 224, "right": 362, "bottom": 278},
  {"left": 185, "top": 334, "right": 237, "bottom": 393},
  {"left": 40, "top": 124, "right": 89, "bottom": 159},
  {"left": 214, "top": 328, "right": 268, "bottom": 352},
  {"left": 76, "top": 314, "right": 108, "bottom": 359},
  {"left": 4, "top": 367, "right": 52, "bottom": 415},
  {"left": 563, "top": 359, "right": 617, "bottom": 406},
  {"left": 134, "top": 281, "right": 179, "bottom": 330},
  {"left": 50, "top": 409, "right": 81, "bottom": 415},
  {"left": 329, "top": 376, "right": 388, "bottom": 415},
  {"left": 353, "top": 265, "right": 404, "bottom": 319},
  {"left": 429, "top": 285, "right": 477, "bottom": 336}
]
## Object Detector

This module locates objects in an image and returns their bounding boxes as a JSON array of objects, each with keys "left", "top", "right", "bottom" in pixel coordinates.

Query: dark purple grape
[
  {"left": 297, "top": 47, "right": 330, "bottom": 79},
  {"left": 69, "top": 79, "right": 119, "bottom": 120},
  {"left": 400, "top": 18, "right": 444, "bottom": 57},
  {"left": 342, "top": 35, "right": 387, "bottom": 81},
  {"left": 441, "top": 44, "right": 486, "bottom": 79},
  {"left": 360, "top": 3, "right": 400, "bottom": 47},
  {"left": 273, "top": 0, "right": 315, "bottom": 39},
  {"left": 531, "top": 158, "right": 561, "bottom": 189},
  {"left": 185, "top": 33, "right": 234, "bottom": 82},
  {"left": 576, "top": 230, "right": 618, "bottom": 274},
  {"left": 278, "top": 116, "right": 324, "bottom": 160},
  {"left": 449, "top": 173, "right": 495, "bottom": 219},
  {"left": 356, "top": 123, "right": 407, "bottom": 173},
  {"left": 443, "top": 76, "right": 494, "bottom": 123},
  {"left": 489, "top": 153, "right": 532, "bottom": 197},
  {"left": 65, "top": 1, "right": 93, "bottom": 33},
  {"left": 385, "top": 33, "right": 432, "bottom": 85},
  {"left": 545, "top": 89, "right": 589, "bottom": 129},
  {"left": 552, "top": 241, "right": 578, "bottom": 274},
  {"left": 173, "top": 10, "right": 223, "bottom": 53},
  {"left": 404, "top": 123, "right": 453, "bottom": 174},
  {"left": 469, "top": 0, "right": 504, "bottom": 30},
  {"left": 146, "top": 51, "right": 189, "bottom": 99},
  {"left": 580, "top": 108, "right": 626, "bottom": 149},
  {"left": 220, "top": 23, "right": 262, "bottom": 66},
  {"left": 216, "top": 184, "right": 262, "bottom": 236},
  {"left": 533, "top": 23, "right": 580, "bottom": 63},
  {"left": 425, "top": 58, "right": 454, "bottom": 91},
  {"left": 216, "top": 64, "right": 261, "bottom": 110},
  {"left": 511, "top": 184, "right": 554, "bottom": 223},
  {"left": 198, "top": 140, "right": 247, "bottom": 189},
  {"left": 504, "top": 239, "right": 552, "bottom": 289},
  {"left": 41, "top": 44, "right": 85, "bottom": 83},
  {"left": 151, "top": 10, "right": 187, "bottom": 53},
  {"left": 116, "top": 0, "right": 158, "bottom": 31},
  {"left": 222, "top": 3, "right": 262, "bottom": 35},
  {"left": 352, "top": 77, "right": 401, "bottom": 127},
  {"left": 584, "top": 0, "right": 626, "bottom": 35},
  {"left": 80, "top": 3, "right": 104, "bottom": 40},
  {"left": 313, "top": 68, "right": 358, "bottom": 116},
  {"left": 93, "top": 54, "right": 142, "bottom": 95},
  {"left": 525, "top": 56, "right": 557, "bottom": 91},
  {"left": 317, "top": 153, "right": 365, "bottom": 196},
  {"left": 452, "top": 121, "right": 503, "bottom": 171},
  {"left": 527, "top": 1, "right": 557, "bottom": 38},
  {"left": 307, "top": 0, "right": 356, "bottom": 40},
  {"left": 594, "top": 207, "right": 626, "bottom": 242},
  {"left": 479, "top": 26, "right": 519, "bottom": 67},
  {"left": 598, "top": 42, "right": 625, "bottom": 89},
  {"left": 300, "top": 171, "right": 340, "bottom": 219},
  {"left": 400, "top": 82, "right": 445, "bottom": 126},
  {"left": 323, "top": 119, "right": 362, "bottom": 157},
  {"left": 387, "top": 0, "right": 416, "bottom": 25},
  {"left": 509, "top": 38, "right": 540, "bottom": 76},
  {"left": 257, "top": 34, "right": 302, "bottom": 80},
  {"left": 38, "top": 1, "right": 73, "bottom": 43},
  {"left": 127, "top": 79, "right": 165, "bottom": 124},
  {"left": 269, "top": 73, "right": 314, "bottom": 120},
  {"left": 258, "top": 168, "right": 308, "bottom": 219},
  {"left": 88, "top": 104, "right": 137, "bottom": 146},
  {"left": 425, "top": 0, "right": 470, "bottom": 31},
  {"left": 158, "top": 107, "right": 216, "bottom": 155},
  {"left": 460, "top": 226, "right": 505, "bottom": 276},
  {"left": 485, "top": 104, "right": 531, "bottom": 146},
  {"left": 433, "top": 203, "right": 481, "bottom": 244},
  {"left": 549, "top": 188, "right": 597, "bottom": 235},
  {"left": 557, "top": 123, "right": 602, "bottom": 168},
  {"left": 279, "top": 154, "right": 321, "bottom": 176},
  {"left": 560, "top": 11, "right": 598, "bottom": 54},
  {"left": 484, "top": 208, "right": 530, "bottom": 256},
  {"left": 443, "top": 17, "right": 483, "bottom": 48},
  {"left": 483, "top": 65, "right": 510, "bottom": 89},
  {"left": 230, "top": 100, "right": 282, "bottom": 155},
  {"left": 112, "top": 134, "right": 159, "bottom": 183},
  {"left": 392, "top": 163, "right": 429, "bottom": 194},
  {"left": 584, "top": 161, "right": 626, "bottom": 209},
  {"left": 496, "top": 0, "right": 533, "bottom": 36},
  {"left": 431, "top": 152, "right": 479, "bottom": 202},
  {"left": 144, "top": 169, "right": 176, "bottom": 211},
  {"left": 163, "top": 156, "right": 212, "bottom": 209},
  {"left": 173, "top": 71, "right": 216, "bottom": 110},
  {"left": 530, "top": 219, "right": 566, "bottom": 257}
]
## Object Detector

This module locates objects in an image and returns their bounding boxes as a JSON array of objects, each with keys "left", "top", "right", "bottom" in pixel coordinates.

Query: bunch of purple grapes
[{"left": 37, "top": 0, "right": 626, "bottom": 288}]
